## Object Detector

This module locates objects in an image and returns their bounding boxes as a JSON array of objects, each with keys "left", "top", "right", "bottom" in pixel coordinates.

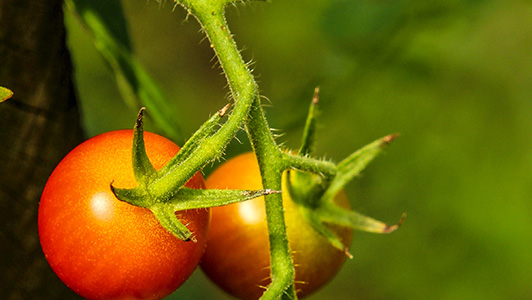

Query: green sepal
[
  {"left": 150, "top": 187, "right": 280, "bottom": 241},
  {"left": 299, "top": 205, "right": 352, "bottom": 257},
  {"left": 287, "top": 170, "right": 327, "bottom": 209},
  {"left": 151, "top": 203, "right": 194, "bottom": 241},
  {"left": 111, "top": 106, "right": 272, "bottom": 242},
  {"left": 110, "top": 184, "right": 150, "bottom": 208},
  {"left": 286, "top": 134, "right": 403, "bottom": 253},
  {"left": 0, "top": 86, "right": 13, "bottom": 102},
  {"left": 112, "top": 185, "right": 279, "bottom": 241},
  {"left": 298, "top": 87, "right": 320, "bottom": 156},
  {"left": 162, "top": 187, "right": 281, "bottom": 211},
  {"left": 159, "top": 104, "right": 229, "bottom": 175},
  {"left": 316, "top": 200, "right": 405, "bottom": 234},
  {"left": 149, "top": 105, "right": 234, "bottom": 195},
  {"left": 300, "top": 200, "right": 405, "bottom": 255},
  {"left": 322, "top": 134, "right": 399, "bottom": 203},
  {"left": 132, "top": 108, "right": 156, "bottom": 183},
  {"left": 284, "top": 171, "right": 347, "bottom": 254}
]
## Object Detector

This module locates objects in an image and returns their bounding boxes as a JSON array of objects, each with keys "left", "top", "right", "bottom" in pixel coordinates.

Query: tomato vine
[
  {"left": 157, "top": 1, "right": 403, "bottom": 298},
  {"left": 107, "top": 0, "right": 405, "bottom": 299},
  {"left": 44, "top": 0, "right": 405, "bottom": 299}
]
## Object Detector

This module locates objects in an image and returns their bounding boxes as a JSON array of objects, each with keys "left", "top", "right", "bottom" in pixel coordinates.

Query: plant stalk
[{"left": 176, "top": 2, "right": 297, "bottom": 299}]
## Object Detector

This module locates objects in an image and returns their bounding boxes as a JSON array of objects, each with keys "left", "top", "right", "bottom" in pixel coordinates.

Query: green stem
[
  {"left": 246, "top": 105, "right": 296, "bottom": 299},
  {"left": 149, "top": 5, "right": 257, "bottom": 196},
  {"left": 173, "top": 2, "right": 297, "bottom": 298},
  {"left": 111, "top": 2, "right": 400, "bottom": 299}
]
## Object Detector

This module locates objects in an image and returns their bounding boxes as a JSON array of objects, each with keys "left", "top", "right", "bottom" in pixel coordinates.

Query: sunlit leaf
[
  {"left": 67, "top": 0, "right": 184, "bottom": 143},
  {"left": 0, "top": 86, "right": 13, "bottom": 102}
]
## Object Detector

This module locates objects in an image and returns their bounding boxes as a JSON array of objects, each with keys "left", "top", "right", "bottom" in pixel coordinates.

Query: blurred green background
[{"left": 65, "top": 0, "right": 532, "bottom": 299}]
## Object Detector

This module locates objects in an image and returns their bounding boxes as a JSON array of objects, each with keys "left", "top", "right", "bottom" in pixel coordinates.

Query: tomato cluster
[
  {"left": 39, "top": 132, "right": 352, "bottom": 300},
  {"left": 38, "top": 130, "right": 209, "bottom": 300}
]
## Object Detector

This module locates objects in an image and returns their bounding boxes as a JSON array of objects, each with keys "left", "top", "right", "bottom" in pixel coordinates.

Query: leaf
[
  {"left": 67, "top": 0, "right": 184, "bottom": 143},
  {"left": 0, "top": 86, "right": 13, "bottom": 102}
]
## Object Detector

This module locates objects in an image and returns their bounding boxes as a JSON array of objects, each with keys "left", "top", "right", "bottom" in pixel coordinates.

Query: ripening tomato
[
  {"left": 201, "top": 152, "right": 353, "bottom": 299},
  {"left": 38, "top": 130, "right": 210, "bottom": 300}
]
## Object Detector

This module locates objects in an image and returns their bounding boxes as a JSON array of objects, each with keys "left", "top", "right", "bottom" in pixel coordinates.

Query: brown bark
[{"left": 0, "top": 0, "right": 85, "bottom": 298}]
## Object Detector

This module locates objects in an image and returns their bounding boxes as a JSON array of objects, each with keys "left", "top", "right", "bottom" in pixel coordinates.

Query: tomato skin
[
  {"left": 201, "top": 152, "right": 353, "bottom": 299},
  {"left": 38, "top": 130, "right": 210, "bottom": 300}
]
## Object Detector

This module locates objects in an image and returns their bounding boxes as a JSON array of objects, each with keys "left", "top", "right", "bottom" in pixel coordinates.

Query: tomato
[
  {"left": 38, "top": 130, "right": 210, "bottom": 300},
  {"left": 201, "top": 152, "right": 353, "bottom": 299}
]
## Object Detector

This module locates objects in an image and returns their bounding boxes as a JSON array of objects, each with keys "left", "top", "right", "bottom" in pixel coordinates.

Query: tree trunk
[{"left": 0, "top": 0, "right": 85, "bottom": 298}]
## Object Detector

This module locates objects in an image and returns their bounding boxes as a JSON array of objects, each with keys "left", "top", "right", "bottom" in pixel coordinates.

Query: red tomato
[
  {"left": 38, "top": 130, "right": 209, "bottom": 300},
  {"left": 201, "top": 152, "right": 353, "bottom": 299}
]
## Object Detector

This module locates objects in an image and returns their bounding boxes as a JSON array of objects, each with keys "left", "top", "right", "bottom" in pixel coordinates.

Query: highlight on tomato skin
[
  {"left": 200, "top": 152, "right": 353, "bottom": 300},
  {"left": 38, "top": 130, "right": 210, "bottom": 300}
]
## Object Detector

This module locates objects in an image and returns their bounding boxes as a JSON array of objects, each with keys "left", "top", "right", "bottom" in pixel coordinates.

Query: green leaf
[
  {"left": 67, "top": 0, "right": 184, "bottom": 143},
  {"left": 0, "top": 86, "right": 13, "bottom": 102}
]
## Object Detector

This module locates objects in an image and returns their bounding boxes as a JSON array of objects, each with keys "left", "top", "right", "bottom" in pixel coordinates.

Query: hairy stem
[
  {"left": 282, "top": 152, "right": 337, "bottom": 180},
  {"left": 246, "top": 104, "right": 296, "bottom": 299},
  {"left": 149, "top": 6, "right": 255, "bottom": 194},
  {"left": 195, "top": 3, "right": 296, "bottom": 299},
  {"left": 172, "top": 2, "right": 297, "bottom": 298}
]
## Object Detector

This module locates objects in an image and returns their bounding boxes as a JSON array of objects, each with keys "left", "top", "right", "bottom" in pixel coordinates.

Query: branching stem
[{"left": 174, "top": 1, "right": 297, "bottom": 298}]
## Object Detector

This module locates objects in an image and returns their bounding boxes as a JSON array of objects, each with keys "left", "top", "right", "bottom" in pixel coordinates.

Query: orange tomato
[
  {"left": 201, "top": 152, "right": 352, "bottom": 299},
  {"left": 38, "top": 130, "right": 209, "bottom": 300}
]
